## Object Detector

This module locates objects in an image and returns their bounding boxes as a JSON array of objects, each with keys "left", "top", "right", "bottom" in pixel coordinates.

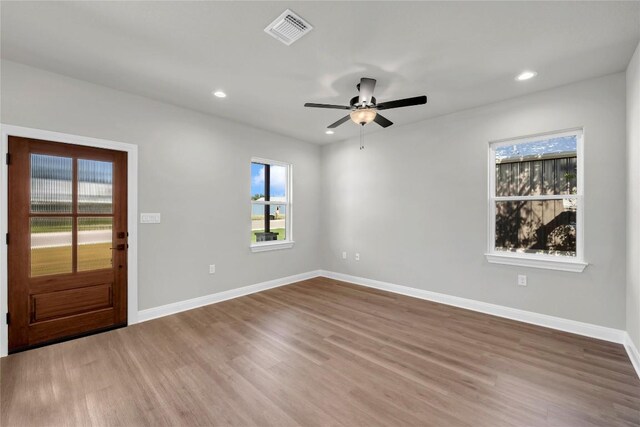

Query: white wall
[
  {"left": 321, "top": 73, "right": 627, "bottom": 329},
  {"left": 0, "top": 60, "right": 322, "bottom": 311},
  {"left": 627, "top": 42, "right": 640, "bottom": 348}
]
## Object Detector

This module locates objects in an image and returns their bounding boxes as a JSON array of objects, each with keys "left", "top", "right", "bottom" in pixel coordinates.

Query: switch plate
[
  {"left": 209, "top": 264, "right": 216, "bottom": 274},
  {"left": 355, "top": 253, "right": 360, "bottom": 261},
  {"left": 140, "top": 213, "right": 161, "bottom": 224},
  {"left": 342, "top": 251, "right": 347, "bottom": 260},
  {"left": 517, "top": 274, "right": 527, "bottom": 286}
]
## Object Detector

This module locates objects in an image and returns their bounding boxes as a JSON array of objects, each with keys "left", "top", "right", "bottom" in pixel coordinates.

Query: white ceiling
[{"left": 1, "top": 1, "right": 639, "bottom": 144}]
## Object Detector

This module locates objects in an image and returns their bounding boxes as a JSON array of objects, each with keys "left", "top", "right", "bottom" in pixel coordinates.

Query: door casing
[{"left": 0, "top": 124, "right": 138, "bottom": 357}]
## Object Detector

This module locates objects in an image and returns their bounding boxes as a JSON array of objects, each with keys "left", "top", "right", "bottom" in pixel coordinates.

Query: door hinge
[
  {"left": 6, "top": 313, "right": 10, "bottom": 325},
  {"left": 5, "top": 153, "right": 10, "bottom": 165}
]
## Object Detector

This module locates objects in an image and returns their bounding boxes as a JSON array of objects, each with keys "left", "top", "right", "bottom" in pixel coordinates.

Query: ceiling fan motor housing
[{"left": 350, "top": 96, "right": 376, "bottom": 108}]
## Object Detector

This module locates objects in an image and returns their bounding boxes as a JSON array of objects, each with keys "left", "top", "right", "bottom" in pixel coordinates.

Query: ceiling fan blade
[
  {"left": 376, "top": 95, "right": 427, "bottom": 110},
  {"left": 373, "top": 113, "right": 393, "bottom": 128},
  {"left": 327, "top": 115, "right": 351, "bottom": 128},
  {"left": 304, "top": 103, "right": 351, "bottom": 110},
  {"left": 358, "top": 78, "right": 377, "bottom": 105}
]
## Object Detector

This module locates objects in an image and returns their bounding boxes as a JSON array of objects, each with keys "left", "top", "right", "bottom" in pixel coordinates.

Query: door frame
[{"left": 0, "top": 124, "right": 138, "bottom": 357}]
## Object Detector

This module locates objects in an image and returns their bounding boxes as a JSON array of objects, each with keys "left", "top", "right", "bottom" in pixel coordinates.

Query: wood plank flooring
[{"left": 2, "top": 277, "right": 639, "bottom": 426}]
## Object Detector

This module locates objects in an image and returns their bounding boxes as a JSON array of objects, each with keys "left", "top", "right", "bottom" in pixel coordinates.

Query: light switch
[{"left": 140, "top": 213, "right": 161, "bottom": 224}]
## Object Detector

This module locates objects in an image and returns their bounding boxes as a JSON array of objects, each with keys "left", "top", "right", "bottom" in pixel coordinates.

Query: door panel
[
  {"left": 28, "top": 310, "right": 116, "bottom": 344},
  {"left": 8, "top": 136, "right": 127, "bottom": 352},
  {"left": 31, "top": 283, "right": 112, "bottom": 322}
]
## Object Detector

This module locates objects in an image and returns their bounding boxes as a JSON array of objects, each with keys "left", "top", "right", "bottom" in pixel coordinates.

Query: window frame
[
  {"left": 485, "top": 128, "right": 587, "bottom": 272},
  {"left": 250, "top": 157, "right": 294, "bottom": 252}
]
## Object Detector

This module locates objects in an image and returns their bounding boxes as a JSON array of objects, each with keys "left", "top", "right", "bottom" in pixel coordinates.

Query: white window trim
[
  {"left": 250, "top": 157, "right": 294, "bottom": 253},
  {"left": 485, "top": 128, "right": 587, "bottom": 273}
]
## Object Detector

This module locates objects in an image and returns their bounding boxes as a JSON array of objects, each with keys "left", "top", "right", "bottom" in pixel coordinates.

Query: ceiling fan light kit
[
  {"left": 350, "top": 108, "right": 377, "bottom": 125},
  {"left": 304, "top": 77, "right": 427, "bottom": 131}
]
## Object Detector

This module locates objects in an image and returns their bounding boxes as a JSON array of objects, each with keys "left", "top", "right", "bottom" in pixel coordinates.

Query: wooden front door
[{"left": 7, "top": 136, "right": 128, "bottom": 353}]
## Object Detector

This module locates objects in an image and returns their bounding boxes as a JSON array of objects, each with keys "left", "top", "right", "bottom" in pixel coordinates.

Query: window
[
  {"left": 486, "top": 129, "right": 587, "bottom": 272},
  {"left": 250, "top": 158, "right": 293, "bottom": 252}
]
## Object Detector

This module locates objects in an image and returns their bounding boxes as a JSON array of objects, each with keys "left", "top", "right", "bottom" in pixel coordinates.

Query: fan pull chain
[{"left": 359, "top": 125, "right": 365, "bottom": 150}]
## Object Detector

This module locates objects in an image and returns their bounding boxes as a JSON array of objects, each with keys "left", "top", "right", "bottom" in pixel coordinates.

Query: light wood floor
[{"left": 2, "top": 277, "right": 639, "bottom": 426}]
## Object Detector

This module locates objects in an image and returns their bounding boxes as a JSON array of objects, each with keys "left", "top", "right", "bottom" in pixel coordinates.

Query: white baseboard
[
  {"left": 137, "top": 270, "right": 322, "bottom": 322},
  {"left": 318, "top": 270, "right": 627, "bottom": 344},
  {"left": 624, "top": 333, "right": 640, "bottom": 379}
]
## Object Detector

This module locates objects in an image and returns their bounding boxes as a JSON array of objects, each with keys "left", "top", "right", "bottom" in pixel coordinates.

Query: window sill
[
  {"left": 250, "top": 241, "right": 295, "bottom": 253},
  {"left": 485, "top": 253, "right": 588, "bottom": 272}
]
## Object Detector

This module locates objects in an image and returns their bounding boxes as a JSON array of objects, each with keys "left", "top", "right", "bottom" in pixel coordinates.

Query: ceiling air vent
[{"left": 264, "top": 9, "right": 313, "bottom": 46}]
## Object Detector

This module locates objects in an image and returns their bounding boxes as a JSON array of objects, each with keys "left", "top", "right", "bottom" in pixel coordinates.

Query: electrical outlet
[
  {"left": 355, "top": 253, "right": 360, "bottom": 261},
  {"left": 209, "top": 264, "right": 216, "bottom": 274},
  {"left": 342, "top": 251, "right": 347, "bottom": 260},
  {"left": 517, "top": 274, "right": 527, "bottom": 286}
]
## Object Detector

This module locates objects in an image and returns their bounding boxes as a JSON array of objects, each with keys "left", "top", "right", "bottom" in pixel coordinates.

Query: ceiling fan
[{"left": 304, "top": 77, "right": 427, "bottom": 129}]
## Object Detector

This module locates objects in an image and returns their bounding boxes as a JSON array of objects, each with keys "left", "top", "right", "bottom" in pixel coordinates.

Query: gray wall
[
  {"left": 1, "top": 60, "right": 322, "bottom": 310},
  {"left": 627, "top": 42, "right": 640, "bottom": 348},
  {"left": 321, "top": 73, "right": 627, "bottom": 329},
  {"left": 1, "top": 59, "right": 631, "bottom": 332}
]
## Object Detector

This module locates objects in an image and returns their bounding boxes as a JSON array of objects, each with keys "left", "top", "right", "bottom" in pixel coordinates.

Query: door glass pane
[
  {"left": 78, "top": 159, "right": 113, "bottom": 214},
  {"left": 30, "top": 217, "right": 72, "bottom": 277},
  {"left": 495, "top": 199, "right": 577, "bottom": 256},
  {"left": 78, "top": 217, "right": 113, "bottom": 271},
  {"left": 30, "top": 154, "right": 73, "bottom": 213}
]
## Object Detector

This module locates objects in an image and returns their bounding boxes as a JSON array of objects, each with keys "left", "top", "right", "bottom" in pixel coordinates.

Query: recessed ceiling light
[
  {"left": 515, "top": 71, "right": 537, "bottom": 81},
  {"left": 212, "top": 91, "right": 227, "bottom": 98},
  {"left": 325, "top": 130, "right": 335, "bottom": 135}
]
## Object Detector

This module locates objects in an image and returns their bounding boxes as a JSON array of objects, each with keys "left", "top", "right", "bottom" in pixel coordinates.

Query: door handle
[{"left": 110, "top": 244, "right": 126, "bottom": 251}]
